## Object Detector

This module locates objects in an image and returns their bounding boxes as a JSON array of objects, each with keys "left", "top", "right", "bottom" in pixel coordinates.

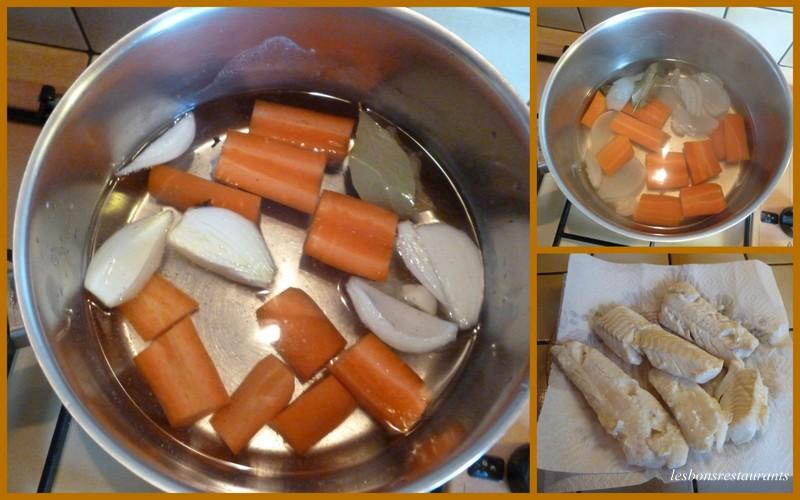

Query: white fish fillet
[
  {"left": 551, "top": 341, "right": 688, "bottom": 469},
  {"left": 714, "top": 359, "right": 769, "bottom": 445},
  {"left": 590, "top": 305, "right": 648, "bottom": 365},
  {"left": 658, "top": 282, "right": 759, "bottom": 360},
  {"left": 638, "top": 326, "right": 723, "bottom": 383},
  {"left": 648, "top": 369, "right": 730, "bottom": 453}
]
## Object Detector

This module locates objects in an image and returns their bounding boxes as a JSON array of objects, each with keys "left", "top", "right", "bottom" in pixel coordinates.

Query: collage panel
[{"left": 7, "top": 6, "right": 530, "bottom": 494}]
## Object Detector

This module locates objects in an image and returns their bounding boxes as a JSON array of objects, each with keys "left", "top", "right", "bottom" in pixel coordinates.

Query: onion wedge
[
  {"left": 167, "top": 207, "right": 275, "bottom": 288},
  {"left": 116, "top": 113, "right": 196, "bottom": 176},
  {"left": 84, "top": 210, "right": 174, "bottom": 308},
  {"left": 395, "top": 221, "right": 484, "bottom": 329},
  {"left": 346, "top": 277, "right": 458, "bottom": 353}
]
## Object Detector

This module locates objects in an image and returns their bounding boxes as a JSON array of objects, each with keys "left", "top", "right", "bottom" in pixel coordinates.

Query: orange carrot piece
[
  {"left": 134, "top": 317, "right": 229, "bottom": 427},
  {"left": 622, "top": 98, "right": 672, "bottom": 129},
  {"left": 119, "top": 275, "right": 198, "bottom": 341},
  {"left": 684, "top": 140, "right": 722, "bottom": 184},
  {"left": 722, "top": 114, "right": 749, "bottom": 162},
  {"left": 304, "top": 190, "right": 398, "bottom": 281},
  {"left": 595, "top": 135, "right": 634, "bottom": 175},
  {"left": 148, "top": 165, "right": 262, "bottom": 223},
  {"left": 610, "top": 112, "right": 670, "bottom": 152},
  {"left": 210, "top": 355, "right": 294, "bottom": 455},
  {"left": 580, "top": 91, "right": 606, "bottom": 128},
  {"left": 633, "top": 194, "right": 683, "bottom": 227},
  {"left": 645, "top": 152, "right": 690, "bottom": 190},
  {"left": 709, "top": 121, "right": 726, "bottom": 161},
  {"left": 330, "top": 333, "right": 431, "bottom": 433},
  {"left": 214, "top": 131, "right": 326, "bottom": 214},
  {"left": 249, "top": 100, "right": 354, "bottom": 161},
  {"left": 256, "top": 288, "right": 346, "bottom": 381},
  {"left": 680, "top": 183, "right": 727, "bottom": 218},
  {"left": 269, "top": 376, "right": 357, "bottom": 456}
]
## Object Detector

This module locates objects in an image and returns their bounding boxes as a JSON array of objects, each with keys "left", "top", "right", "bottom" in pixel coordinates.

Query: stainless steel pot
[
  {"left": 13, "top": 7, "right": 529, "bottom": 492},
  {"left": 539, "top": 8, "right": 792, "bottom": 242}
]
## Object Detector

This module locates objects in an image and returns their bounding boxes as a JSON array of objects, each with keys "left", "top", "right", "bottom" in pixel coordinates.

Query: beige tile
[
  {"left": 536, "top": 26, "right": 581, "bottom": 58},
  {"left": 771, "top": 264, "right": 792, "bottom": 329},
  {"left": 51, "top": 423, "right": 159, "bottom": 492},
  {"left": 563, "top": 208, "right": 648, "bottom": 246},
  {"left": 746, "top": 253, "right": 793, "bottom": 265},
  {"left": 537, "top": 345, "right": 549, "bottom": 415},
  {"left": 8, "top": 123, "right": 42, "bottom": 240},
  {"left": 7, "top": 349, "right": 63, "bottom": 492},
  {"left": 537, "top": 254, "right": 569, "bottom": 273},
  {"left": 593, "top": 478, "right": 694, "bottom": 493},
  {"left": 8, "top": 7, "right": 87, "bottom": 50},
  {"left": 537, "top": 274, "right": 565, "bottom": 342},
  {"left": 8, "top": 40, "right": 89, "bottom": 92},
  {"left": 780, "top": 44, "right": 793, "bottom": 67},
  {"left": 725, "top": 7, "right": 793, "bottom": 62},
  {"left": 690, "top": 7, "right": 725, "bottom": 18},
  {"left": 537, "top": 8, "right": 583, "bottom": 32},
  {"left": 75, "top": 8, "right": 170, "bottom": 52},
  {"left": 578, "top": 8, "right": 633, "bottom": 29},
  {"left": 592, "top": 253, "right": 669, "bottom": 265},
  {"left": 670, "top": 253, "right": 746, "bottom": 265}
]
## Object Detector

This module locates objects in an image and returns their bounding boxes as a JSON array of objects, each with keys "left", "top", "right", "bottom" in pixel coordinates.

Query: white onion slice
[
  {"left": 606, "top": 77, "right": 636, "bottom": 110},
  {"left": 585, "top": 155, "right": 603, "bottom": 190},
  {"left": 346, "top": 277, "right": 458, "bottom": 353},
  {"left": 612, "top": 196, "right": 638, "bottom": 217},
  {"left": 84, "top": 210, "right": 174, "bottom": 308},
  {"left": 167, "top": 207, "right": 275, "bottom": 288},
  {"left": 399, "top": 284, "right": 438, "bottom": 315},
  {"left": 672, "top": 103, "right": 719, "bottom": 137},
  {"left": 678, "top": 79, "right": 704, "bottom": 117},
  {"left": 589, "top": 111, "right": 616, "bottom": 154},
  {"left": 116, "top": 113, "right": 196, "bottom": 176},
  {"left": 655, "top": 87, "right": 682, "bottom": 111},
  {"left": 395, "top": 221, "right": 484, "bottom": 329},
  {"left": 693, "top": 73, "right": 730, "bottom": 117},
  {"left": 597, "top": 157, "right": 646, "bottom": 202}
]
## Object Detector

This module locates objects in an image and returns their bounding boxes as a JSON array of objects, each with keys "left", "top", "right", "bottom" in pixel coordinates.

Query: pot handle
[{"left": 7, "top": 268, "right": 30, "bottom": 349}]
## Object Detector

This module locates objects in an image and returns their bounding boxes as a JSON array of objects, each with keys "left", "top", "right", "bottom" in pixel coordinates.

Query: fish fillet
[
  {"left": 648, "top": 369, "right": 730, "bottom": 453},
  {"left": 551, "top": 341, "right": 688, "bottom": 469},
  {"left": 591, "top": 305, "right": 648, "bottom": 364},
  {"left": 714, "top": 359, "right": 769, "bottom": 445},
  {"left": 658, "top": 282, "right": 759, "bottom": 360},
  {"left": 638, "top": 326, "right": 723, "bottom": 383}
]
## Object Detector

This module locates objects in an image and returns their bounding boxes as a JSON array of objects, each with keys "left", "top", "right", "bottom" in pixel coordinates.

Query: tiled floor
[
  {"left": 536, "top": 252, "right": 793, "bottom": 493},
  {"left": 7, "top": 7, "right": 530, "bottom": 493}
]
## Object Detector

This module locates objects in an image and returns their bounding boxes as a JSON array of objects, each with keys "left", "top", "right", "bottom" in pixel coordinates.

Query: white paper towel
[{"left": 537, "top": 255, "right": 792, "bottom": 486}]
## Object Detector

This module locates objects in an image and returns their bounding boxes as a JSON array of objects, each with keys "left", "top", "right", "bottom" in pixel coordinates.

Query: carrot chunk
[
  {"left": 134, "top": 317, "right": 229, "bottom": 427},
  {"left": 645, "top": 152, "right": 690, "bottom": 190},
  {"left": 269, "top": 376, "right": 357, "bottom": 456},
  {"left": 304, "top": 190, "right": 398, "bottom": 281},
  {"left": 680, "top": 183, "right": 727, "bottom": 218},
  {"left": 622, "top": 98, "right": 672, "bottom": 129},
  {"left": 148, "top": 165, "right": 262, "bottom": 223},
  {"left": 633, "top": 194, "right": 683, "bottom": 227},
  {"left": 256, "top": 288, "right": 346, "bottom": 381},
  {"left": 214, "top": 131, "right": 326, "bottom": 214},
  {"left": 249, "top": 100, "right": 354, "bottom": 161},
  {"left": 722, "top": 114, "right": 749, "bottom": 162},
  {"left": 595, "top": 135, "right": 634, "bottom": 175},
  {"left": 210, "top": 355, "right": 294, "bottom": 454},
  {"left": 119, "top": 274, "right": 198, "bottom": 341},
  {"left": 330, "top": 333, "right": 431, "bottom": 433},
  {"left": 580, "top": 91, "right": 606, "bottom": 128},
  {"left": 709, "top": 121, "right": 726, "bottom": 161},
  {"left": 610, "top": 112, "right": 670, "bottom": 152},
  {"left": 683, "top": 140, "right": 722, "bottom": 184}
]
